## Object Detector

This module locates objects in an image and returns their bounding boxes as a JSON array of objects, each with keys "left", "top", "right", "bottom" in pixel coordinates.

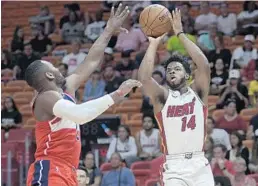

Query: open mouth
[{"left": 171, "top": 76, "right": 176, "bottom": 83}]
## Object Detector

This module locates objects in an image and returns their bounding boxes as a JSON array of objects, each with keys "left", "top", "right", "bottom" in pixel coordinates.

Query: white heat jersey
[
  {"left": 140, "top": 128, "right": 160, "bottom": 154},
  {"left": 155, "top": 88, "right": 207, "bottom": 155}
]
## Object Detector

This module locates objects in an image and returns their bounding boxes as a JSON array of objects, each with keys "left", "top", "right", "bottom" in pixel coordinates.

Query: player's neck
[{"left": 177, "top": 86, "right": 188, "bottom": 95}]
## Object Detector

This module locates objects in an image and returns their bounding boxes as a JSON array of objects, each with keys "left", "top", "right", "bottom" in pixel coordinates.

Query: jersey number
[{"left": 181, "top": 115, "right": 196, "bottom": 132}]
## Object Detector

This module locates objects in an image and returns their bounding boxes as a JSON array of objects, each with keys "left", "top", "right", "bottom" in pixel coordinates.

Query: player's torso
[
  {"left": 155, "top": 88, "right": 207, "bottom": 155},
  {"left": 140, "top": 129, "right": 159, "bottom": 153},
  {"left": 34, "top": 93, "right": 81, "bottom": 168}
]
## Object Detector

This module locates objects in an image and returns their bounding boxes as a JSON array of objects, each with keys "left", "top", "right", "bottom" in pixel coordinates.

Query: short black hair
[
  {"left": 152, "top": 71, "right": 163, "bottom": 78},
  {"left": 142, "top": 112, "right": 155, "bottom": 122},
  {"left": 59, "top": 63, "right": 68, "bottom": 70},
  {"left": 25, "top": 60, "right": 47, "bottom": 90},
  {"left": 164, "top": 54, "right": 191, "bottom": 75}
]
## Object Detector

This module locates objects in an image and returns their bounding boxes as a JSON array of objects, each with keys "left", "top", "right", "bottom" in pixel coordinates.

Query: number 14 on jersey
[{"left": 181, "top": 115, "right": 196, "bottom": 132}]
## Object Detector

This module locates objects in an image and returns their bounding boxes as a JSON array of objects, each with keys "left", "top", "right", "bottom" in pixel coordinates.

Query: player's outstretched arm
[
  {"left": 39, "top": 79, "right": 141, "bottom": 124},
  {"left": 66, "top": 4, "right": 130, "bottom": 92},
  {"left": 170, "top": 9, "right": 210, "bottom": 105},
  {"left": 138, "top": 34, "right": 167, "bottom": 107}
]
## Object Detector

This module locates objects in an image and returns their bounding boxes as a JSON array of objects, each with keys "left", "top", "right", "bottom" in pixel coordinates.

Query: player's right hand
[
  {"left": 118, "top": 79, "right": 142, "bottom": 97},
  {"left": 148, "top": 32, "right": 167, "bottom": 45},
  {"left": 106, "top": 3, "right": 130, "bottom": 33}
]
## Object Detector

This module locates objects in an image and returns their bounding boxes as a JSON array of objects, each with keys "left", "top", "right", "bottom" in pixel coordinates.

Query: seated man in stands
[
  {"left": 135, "top": 113, "right": 162, "bottom": 160},
  {"left": 101, "top": 152, "right": 135, "bottom": 186}
]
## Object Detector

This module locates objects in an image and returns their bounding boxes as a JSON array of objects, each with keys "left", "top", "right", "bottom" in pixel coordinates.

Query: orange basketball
[{"left": 139, "top": 4, "right": 172, "bottom": 38}]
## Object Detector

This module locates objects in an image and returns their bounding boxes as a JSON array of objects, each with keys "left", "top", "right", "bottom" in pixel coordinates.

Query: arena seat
[
  {"left": 24, "top": 117, "right": 36, "bottom": 129},
  {"left": 6, "top": 80, "right": 27, "bottom": 88},
  {"left": 19, "top": 104, "right": 33, "bottom": 123},
  {"left": 41, "top": 56, "right": 62, "bottom": 67},
  {"left": 1, "top": 156, "right": 19, "bottom": 186},
  {"left": 14, "top": 98, "right": 30, "bottom": 108},
  {"left": 131, "top": 113, "right": 143, "bottom": 121},
  {"left": 7, "top": 128, "right": 33, "bottom": 143},
  {"left": 240, "top": 108, "right": 258, "bottom": 117},
  {"left": 115, "top": 106, "right": 140, "bottom": 114},
  {"left": 126, "top": 120, "right": 142, "bottom": 127},
  {"left": 208, "top": 95, "right": 219, "bottom": 107},
  {"left": 130, "top": 92, "right": 143, "bottom": 99},
  {"left": 13, "top": 92, "right": 34, "bottom": 102},
  {"left": 120, "top": 99, "right": 143, "bottom": 108},
  {"left": 1, "top": 143, "right": 18, "bottom": 157},
  {"left": 2, "top": 86, "right": 23, "bottom": 95},
  {"left": 120, "top": 113, "right": 129, "bottom": 123},
  {"left": 23, "top": 85, "right": 34, "bottom": 92}
]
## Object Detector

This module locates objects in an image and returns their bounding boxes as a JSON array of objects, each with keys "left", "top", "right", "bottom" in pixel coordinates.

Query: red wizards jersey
[{"left": 33, "top": 93, "right": 81, "bottom": 168}]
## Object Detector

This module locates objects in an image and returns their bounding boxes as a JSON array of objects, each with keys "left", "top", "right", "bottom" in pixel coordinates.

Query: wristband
[
  {"left": 177, "top": 31, "right": 184, "bottom": 37},
  {"left": 116, "top": 89, "right": 124, "bottom": 97}
]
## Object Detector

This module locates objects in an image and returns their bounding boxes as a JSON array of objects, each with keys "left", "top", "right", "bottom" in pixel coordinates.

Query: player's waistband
[
  {"left": 166, "top": 151, "right": 204, "bottom": 160},
  {"left": 35, "top": 157, "right": 77, "bottom": 171}
]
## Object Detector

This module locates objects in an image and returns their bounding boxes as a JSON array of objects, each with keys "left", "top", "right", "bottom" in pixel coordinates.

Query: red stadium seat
[
  {"left": 1, "top": 143, "right": 18, "bottom": 157},
  {"left": 1, "top": 156, "right": 19, "bottom": 186},
  {"left": 2, "top": 129, "right": 5, "bottom": 142},
  {"left": 7, "top": 128, "right": 33, "bottom": 143}
]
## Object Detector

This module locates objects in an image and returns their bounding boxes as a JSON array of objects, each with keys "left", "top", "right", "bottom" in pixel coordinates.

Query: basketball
[{"left": 139, "top": 4, "right": 172, "bottom": 38}]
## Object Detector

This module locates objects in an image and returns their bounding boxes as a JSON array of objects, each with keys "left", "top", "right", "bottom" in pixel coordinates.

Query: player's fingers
[
  {"left": 119, "top": 6, "right": 129, "bottom": 18},
  {"left": 115, "top": 3, "right": 123, "bottom": 16},
  {"left": 110, "top": 6, "right": 115, "bottom": 18}
]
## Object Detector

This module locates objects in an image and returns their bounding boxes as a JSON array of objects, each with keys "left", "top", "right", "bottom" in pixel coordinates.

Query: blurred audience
[
  {"left": 103, "top": 65, "right": 124, "bottom": 94},
  {"left": 204, "top": 136, "right": 214, "bottom": 162},
  {"left": 83, "top": 71, "right": 105, "bottom": 102},
  {"left": 59, "top": 4, "right": 71, "bottom": 29},
  {"left": 1, "top": 50, "right": 14, "bottom": 80},
  {"left": 198, "top": 24, "right": 218, "bottom": 53},
  {"left": 101, "top": 152, "right": 136, "bottom": 186},
  {"left": 248, "top": 70, "right": 258, "bottom": 106},
  {"left": 217, "top": 3, "right": 237, "bottom": 36},
  {"left": 216, "top": 100, "right": 247, "bottom": 134},
  {"left": 180, "top": 2, "right": 195, "bottom": 35},
  {"left": 62, "top": 39, "right": 87, "bottom": 74},
  {"left": 77, "top": 166, "right": 88, "bottom": 186},
  {"left": 1, "top": 97, "right": 22, "bottom": 132},
  {"left": 58, "top": 63, "right": 68, "bottom": 77},
  {"left": 106, "top": 125, "right": 137, "bottom": 167},
  {"left": 11, "top": 26, "right": 24, "bottom": 53}
]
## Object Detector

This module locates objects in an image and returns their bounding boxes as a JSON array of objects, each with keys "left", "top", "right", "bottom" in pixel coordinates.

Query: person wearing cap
[
  {"left": 231, "top": 34, "right": 257, "bottom": 69},
  {"left": 217, "top": 69, "right": 249, "bottom": 113},
  {"left": 237, "top": 1, "right": 258, "bottom": 37},
  {"left": 102, "top": 47, "right": 114, "bottom": 69}
]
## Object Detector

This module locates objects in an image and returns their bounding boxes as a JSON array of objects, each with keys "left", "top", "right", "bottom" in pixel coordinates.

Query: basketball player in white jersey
[{"left": 138, "top": 9, "right": 214, "bottom": 186}]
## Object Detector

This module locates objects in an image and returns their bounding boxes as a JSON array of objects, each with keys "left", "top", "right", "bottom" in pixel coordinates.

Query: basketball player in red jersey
[
  {"left": 25, "top": 4, "right": 142, "bottom": 186},
  {"left": 138, "top": 9, "right": 214, "bottom": 186}
]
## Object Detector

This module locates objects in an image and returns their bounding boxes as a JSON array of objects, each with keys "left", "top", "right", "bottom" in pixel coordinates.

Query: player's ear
[{"left": 45, "top": 72, "right": 55, "bottom": 80}]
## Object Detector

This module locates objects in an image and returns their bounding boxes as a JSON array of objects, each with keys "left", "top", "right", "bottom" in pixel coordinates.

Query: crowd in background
[{"left": 2, "top": 1, "right": 258, "bottom": 186}]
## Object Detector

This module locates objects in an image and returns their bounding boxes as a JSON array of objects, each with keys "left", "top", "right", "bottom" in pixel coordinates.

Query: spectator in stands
[
  {"left": 83, "top": 152, "right": 102, "bottom": 186},
  {"left": 135, "top": 113, "right": 162, "bottom": 161},
  {"left": 11, "top": 26, "right": 24, "bottom": 53},
  {"left": 214, "top": 176, "right": 232, "bottom": 186},
  {"left": 225, "top": 157, "right": 256, "bottom": 186},
  {"left": 217, "top": 3, "right": 237, "bottom": 36},
  {"left": 167, "top": 24, "right": 196, "bottom": 56},
  {"left": 30, "top": 25, "right": 52, "bottom": 56},
  {"left": 180, "top": 2, "right": 195, "bottom": 35},
  {"left": 59, "top": 4, "right": 71, "bottom": 29},
  {"left": 242, "top": 59, "right": 258, "bottom": 83},
  {"left": 141, "top": 71, "right": 164, "bottom": 114},
  {"left": 69, "top": 3, "right": 86, "bottom": 23},
  {"left": 101, "top": 1, "right": 121, "bottom": 12},
  {"left": 13, "top": 43, "right": 40, "bottom": 80},
  {"left": 226, "top": 132, "right": 250, "bottom": 173},
  {"left": 29, "top": 5, "right": 55, "bottom": 35},
  {"left": 106, "top": 125, "right": 137, "bottom": 167},
  {"left": 194, "top": 1, "right": 217, "bottom": 35},
  {"left": 217, "top": 70, "right": 249, "bottom": 113},
  {"left": 132, "top": 7, "right": 144, "bottom": 29},
  {"left": 237, "top": 1, "right": 258, "bottom": 37},
  {"left": 101, "top": 152, "right": 135, "bottom": 186},
  {"left": 210, "top": 58, "right": 229, "bottom": 95},
  {"left": 77, "top": 166, "right": 88, "bottom": 186},
  {"left": 101, "top": 47, "right": 114, "bottom": 69},
  {"left": 115, "top": 51, "right": 138, "bottom": 80},
  {"left": 207, "top": 117, "right": 231, "bottom": 151},
  {"left": 198, "top": 24, "right": 218, "bottom": 53},
  {"left": 216, "top": 100, "right": 247, "bottom": 134},
  {"left": 58, "top": 63, "right": 68, "bottom": 77},
  {"left": 211, "top": 144, "right": 235, "bottom": 177},
  {"left": 248, "top": 100, "right": 258, "bottom": 141},
  {"left": 62, "top": 39, "right": 87, "bottom": 74},
  {"left": 204, "top": 136, "right": 214, "bottom": 162},
  {"left": 1, "top": 50, "right": 14, "bottom": 79},
  {"left": 1, "top": 97, "right": 22, "bottom": 131},
  {"left": 61, "top": 11, "right": 85, "bottom": 44},
  {"left": 248, "top": 70, "right": 258, "bottom": 107},
  {"left": 85, "top": 10, "right": 106, "bottom": 43},
  {"left": 114, "top": 17, "right": 147, "bottom": 52},
  {"left": 83, "top": 70, "right": 105, "bottom": 102},
  {"left": 207, "top": 35, "right": 232, "bottom": 70},
  {"left": 103, "top": 65, "right": 124, "bottom": 94},
  {"left": 231, "top": 35, "right": 257, "bottom": 69}
]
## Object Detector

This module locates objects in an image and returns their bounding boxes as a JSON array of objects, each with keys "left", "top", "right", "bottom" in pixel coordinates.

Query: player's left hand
[
  {"left": 170, "top": 8, "right": 183, "bottom": 36},
  {"left": 106, "top": 3, "right": 130, "bottom": 33},
  {"left": 148, "top": 32, "right": 167, "bottom": 45}
]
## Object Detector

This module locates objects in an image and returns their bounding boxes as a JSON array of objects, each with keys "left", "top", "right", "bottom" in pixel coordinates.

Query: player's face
[
  {"left": 213, "top": 147, "right": 225, "bottom": 159},
  {"left": 230, "top": 134, "right": 239, "bottom": 147},
  {"left": 110, "top": 154, "right": 121, "bottom": 168},
  {"left": 166, "top": 62, "right": 187, "bottom": 90},
  {"left": 118, "top": 127, "right": 128, "bottom": 141},
  {"left": 84, "top": 153, "right": 94, "bottom": 169},
  {"left": 142, "top": 117, "right": 154, "bottom": 131},
  {"left": 76, "top": 170, "right": 87, "bottom": 186}
]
